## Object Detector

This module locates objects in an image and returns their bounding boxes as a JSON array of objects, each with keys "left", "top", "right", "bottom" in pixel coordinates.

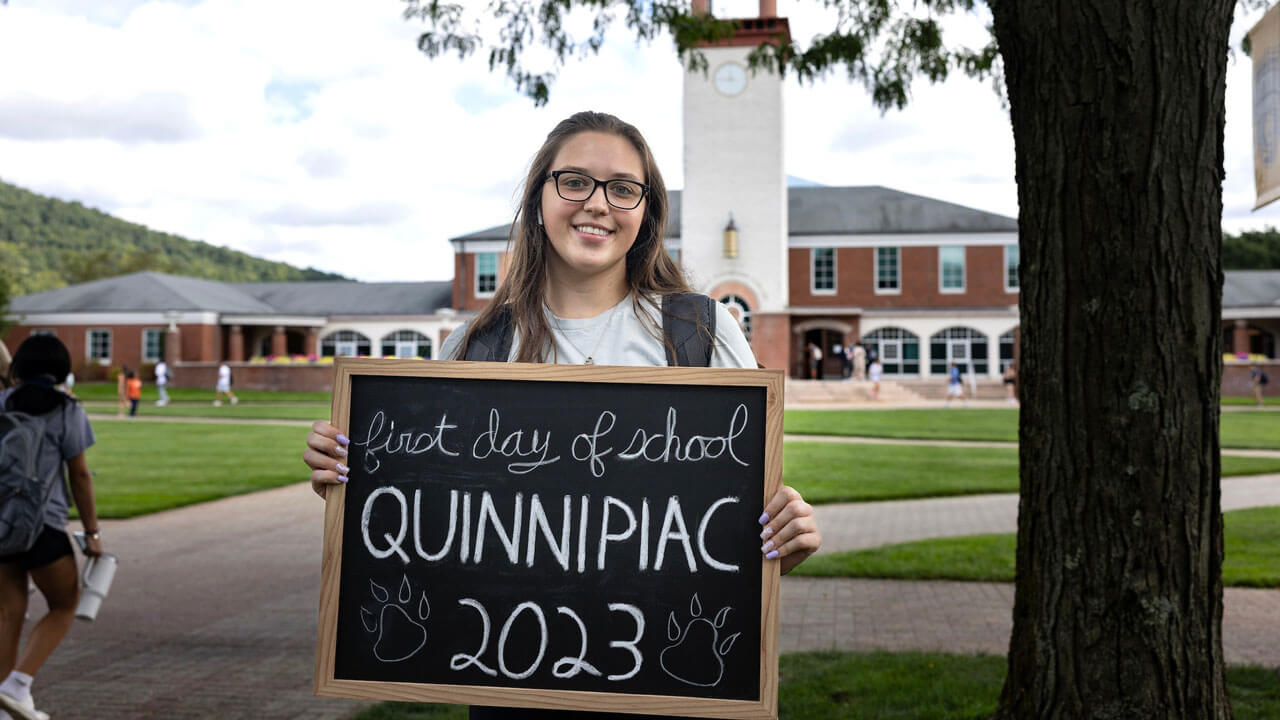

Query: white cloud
[{"left": 0, "top": 0, "right": 1273, "bottom": 286}]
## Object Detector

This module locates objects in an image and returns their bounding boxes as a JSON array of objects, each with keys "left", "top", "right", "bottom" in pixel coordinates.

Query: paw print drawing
[
  {"left": 360, "top": 575, "right": 431, "bottom": 663},
  {"left": 658, "top": 593, "right": 740, "bottom": 687}
]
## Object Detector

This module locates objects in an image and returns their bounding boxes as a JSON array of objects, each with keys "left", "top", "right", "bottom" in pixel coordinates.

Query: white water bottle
[{"left": 76, "top": 553, "right": 118, "bottom": 622}]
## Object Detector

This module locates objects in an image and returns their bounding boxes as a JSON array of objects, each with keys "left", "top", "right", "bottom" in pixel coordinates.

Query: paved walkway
[
  {"left": 17, "top": 471, "right": 1278, "bottom": 719},
  {"left": 813, "top": 473, "right": 1280, "bottom": 552}
]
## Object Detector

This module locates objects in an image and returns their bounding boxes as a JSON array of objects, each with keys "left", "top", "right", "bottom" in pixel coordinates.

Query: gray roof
[
  {"left": 233, "top": 281, "right": 452, "bottom": 315},
  {"left": 787, "top": 186, "right": 1017, "bottom": 235},
  {"left": 1223, "top": 270, "right": 1280, "bottom": 308},
  {"left": 448, "top": 185, "right": 1014, "bottom": 242},
  {"left": 10, "top": 272, "right": 453, "bottom": 316},
  {"left": 10, "top": 272, "right": 275, "bottom": 314}
]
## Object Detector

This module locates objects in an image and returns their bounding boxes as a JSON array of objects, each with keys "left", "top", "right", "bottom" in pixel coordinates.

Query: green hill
[{"left": 0, "top": 178, "right": 349, "bottom": 296}]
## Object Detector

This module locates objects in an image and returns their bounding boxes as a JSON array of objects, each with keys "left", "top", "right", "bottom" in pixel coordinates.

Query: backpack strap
[
  {"left": 662, "top": 292, "right": 716, "bottom": 368},
  {"left": 462, "top": 305, "right": 516, "bottom": 362}
]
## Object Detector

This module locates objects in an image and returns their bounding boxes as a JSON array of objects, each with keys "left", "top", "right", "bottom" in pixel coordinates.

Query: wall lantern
[{"left": 723, "top": 215, "right": 739, "bottom": 259}]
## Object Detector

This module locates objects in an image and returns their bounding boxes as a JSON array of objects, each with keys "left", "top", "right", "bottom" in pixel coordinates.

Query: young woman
[
  {"left": 0, "top": 336, "right": 103, "bottom": 720},
  {"left": 303, "top": 111, "right": 821, "bottom": 718}
]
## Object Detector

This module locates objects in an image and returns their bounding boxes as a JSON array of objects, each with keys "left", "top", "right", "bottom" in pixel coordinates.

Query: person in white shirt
[
  {"left": 301, "top": 111, "right": 822, "bottom": 720},
  {"left": 153, "top": 361, "right": 169, "bottom": 406},
  {"left": 213, "top": 362, "right": 237, "bottom": 406}
]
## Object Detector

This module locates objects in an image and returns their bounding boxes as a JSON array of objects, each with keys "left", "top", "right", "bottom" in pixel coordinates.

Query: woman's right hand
[{"left": 304, "top": 420, "right": 351, "bottom": 499}]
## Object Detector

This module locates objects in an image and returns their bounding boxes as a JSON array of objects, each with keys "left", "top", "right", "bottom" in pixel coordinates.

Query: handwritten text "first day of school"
[{"left": 354, "top": 404, "right": 752, "bottom": 477}]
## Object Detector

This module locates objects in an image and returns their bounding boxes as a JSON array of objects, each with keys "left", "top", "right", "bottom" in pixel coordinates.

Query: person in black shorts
[
  {"left": 1002, "top": 362, "right": 1018, "bottom": 404},
  {"left": 0, "top": 336, "right": 104, "bottom": 720}
]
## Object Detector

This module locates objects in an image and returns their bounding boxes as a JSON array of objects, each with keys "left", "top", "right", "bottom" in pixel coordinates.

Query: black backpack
[
  {"left": 0, "top": 406, "right": 65, "bottom": 555},
  {"left": 462, "top": 292, "right": 717, "bottom": 367}
]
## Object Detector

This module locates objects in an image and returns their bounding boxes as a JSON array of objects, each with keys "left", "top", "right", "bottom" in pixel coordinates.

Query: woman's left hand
[{"left": 758, "top": 485, "right": 821, "bottom": 574}]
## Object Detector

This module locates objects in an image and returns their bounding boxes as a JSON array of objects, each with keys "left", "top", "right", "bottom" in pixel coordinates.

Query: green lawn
[
  {"left": 783, "top": 442, "right": 1280, "bottom": 504},
  {"left": 786, "top": 409, "right": 1019, "bottom": 443},
  {"left": 83, "top": 421, "right": 307, "bottom": 518},
  {"left": 793, "top": 507, "right": 1280, "bottom": 588},
  {"left": 72, "top": 382, "right": 330, "bottom": 404},
  {"left": 1221, "top": 412, "right": 1280, "bottom": 449},
  {"left": 83, "top": 402, "right": 323, "bottom": 421},
  {"left": 347, "top": 651, "right": 1280, "bottom": 720},
  {"left": 1223, "top": 395, "right": 1280, "bottom": 407},
  {"left": 69, "top": 415, "right": 1280, "bottom": 518},
  {"left": 785, "top": 408, "right": 1280, "bottom": 450}
]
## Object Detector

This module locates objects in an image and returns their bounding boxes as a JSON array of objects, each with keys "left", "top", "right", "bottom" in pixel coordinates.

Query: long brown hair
[{"left": 457, "top": 111, "right": 691, "bottom": 362}]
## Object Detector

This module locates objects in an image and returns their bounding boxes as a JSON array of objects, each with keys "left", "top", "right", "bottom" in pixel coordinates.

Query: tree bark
[{"left": 989, "top": 1, "right": 1235, "bottom": 718}]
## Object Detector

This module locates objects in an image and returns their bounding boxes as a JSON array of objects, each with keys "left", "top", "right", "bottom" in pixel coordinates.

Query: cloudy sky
[{"left": 0, "top": 0, "right": 1274, "bottom": 283}]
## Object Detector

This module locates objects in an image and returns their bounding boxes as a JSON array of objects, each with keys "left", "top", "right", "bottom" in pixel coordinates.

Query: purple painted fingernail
[
  {"left": 336, "top": 463, "right": 350, "bottom": 474},
  {"left": 761, "top": 540, "right": 775, "bottom": 553},
  {"left": 757, "top": 512, "right": 769, "bottom": 525},
  {"left": 337, "top": 434, "right": 350, "bottom": 446},
  {"left": 760, "top": 526, "right": 774, "bottom": 540},
  {"left": 765, "top": 550, "right": 779, "bottom": 560},
  {"left": 338, "top": 475, "right": 348, "bottom": 483},
  {"left": 334, "top": 445, "right": 349, "bottom": 457}
]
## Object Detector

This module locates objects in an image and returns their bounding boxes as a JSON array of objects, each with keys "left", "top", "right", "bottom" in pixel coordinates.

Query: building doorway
[{"left": 803, "top": 328, "right": 841, "bottom": 379}]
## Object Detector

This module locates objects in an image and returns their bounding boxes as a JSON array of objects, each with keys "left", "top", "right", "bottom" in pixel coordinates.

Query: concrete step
[
  {"left": 896, "top": 380, "right": 1012, "bottom": 401},
  {"left": 785, "top": 379, "right": 927, "bottom": 406}
]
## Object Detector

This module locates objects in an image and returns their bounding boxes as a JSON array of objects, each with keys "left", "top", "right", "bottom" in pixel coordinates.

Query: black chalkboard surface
[{"left": 315, "top": 359, "right": 784, "bottom": 719}]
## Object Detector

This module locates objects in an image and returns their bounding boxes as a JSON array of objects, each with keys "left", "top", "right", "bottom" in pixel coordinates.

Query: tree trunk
[{"left": 989, "top": 2, "right": 1235, "bottom": 718}]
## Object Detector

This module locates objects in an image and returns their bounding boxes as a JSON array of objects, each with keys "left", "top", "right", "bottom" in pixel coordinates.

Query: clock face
[{"left": 713, "top": 62, "right": 748, "bottom": 97}]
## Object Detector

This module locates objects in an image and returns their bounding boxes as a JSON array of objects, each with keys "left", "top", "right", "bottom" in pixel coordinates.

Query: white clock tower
[{"left": 681, "top": 0, "right": 790, "bottom": 369}]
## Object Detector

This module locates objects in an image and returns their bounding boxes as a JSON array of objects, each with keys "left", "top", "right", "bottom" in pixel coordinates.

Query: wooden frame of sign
[{"left": 315, "top": 358, "right": 784, "bottom": 719}]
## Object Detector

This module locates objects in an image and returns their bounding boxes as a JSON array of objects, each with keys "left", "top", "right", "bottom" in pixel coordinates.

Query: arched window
[
  {"left": 719, "top": 295, "right": 752, "bottom": 340},
  {"left": 380, "top": 330, "right": 433, "bottom": 359},
  {"left": 929, "top": 327, "right": 989, "bottom": 375},
  {"left": 861, "top": 327, "right": 920, "bottom": 375},
  {"left": 321, "top": 330, "right": 371, "bottom": 358},
  {"left": 999, "top": 328, "right": 1018, "bottom": 370}
]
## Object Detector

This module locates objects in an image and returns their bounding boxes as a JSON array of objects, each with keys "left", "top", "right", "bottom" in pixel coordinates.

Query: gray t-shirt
[
  {"left": 0, "top": 389, "right": 96, "bottom": 529},
  {"left": 439, "top": 294, "right": 756, "bottom": 368}
]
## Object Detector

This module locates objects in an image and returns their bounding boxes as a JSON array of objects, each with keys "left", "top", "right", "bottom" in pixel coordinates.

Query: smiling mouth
[{"left": 575, "top": 225, "right": 613, "bottom": 238}]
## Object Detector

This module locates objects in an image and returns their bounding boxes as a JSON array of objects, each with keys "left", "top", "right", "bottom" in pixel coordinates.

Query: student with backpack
[
  {"left": 0, "top": 335, "right": 103, "bottom": 720},
  {"left": 302, "top": 112, "right": 822, "bottom": 719}
]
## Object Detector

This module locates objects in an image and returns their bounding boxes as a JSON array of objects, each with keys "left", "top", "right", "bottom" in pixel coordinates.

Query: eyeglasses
[{"left": 547, "top": 170, "right": 648, "bottom": 210}]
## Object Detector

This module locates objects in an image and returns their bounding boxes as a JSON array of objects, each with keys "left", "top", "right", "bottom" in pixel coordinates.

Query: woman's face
[{"left": 540, "top": 131, "right": 646, "bottom": 285}]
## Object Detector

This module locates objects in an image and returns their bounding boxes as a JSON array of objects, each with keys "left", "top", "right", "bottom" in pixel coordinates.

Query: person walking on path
[
  {"left": 302, "top": 111, "right": 822, "bottom": 720},
  {"left": 1249, "top": 364, "right": 1268, "bottom": 407},
  {"left": 153, "top": 360, "right": 169, "bottom": 407},
  {"left": 124, "top": 370, "right": 141, "bottom": 418},
  {"left": 1002, "top": 363, "right": 1017, "bottom": 404},
  {"left": 852, "top": 343, "right": 866, "bottom": 381},
  {"left": 867, "top": 357, "right": 883, "bottom": 400},
  {"left": 0, "top": 335, "right": 104, "bottom": 720},
  {"left": 213, "top": 362, "right": 237, "bottom": 407}
]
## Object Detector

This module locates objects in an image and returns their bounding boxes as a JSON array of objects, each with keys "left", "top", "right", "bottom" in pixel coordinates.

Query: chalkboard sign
[{"left": 315, "top": 359, "right": 784, "bottom": 719}]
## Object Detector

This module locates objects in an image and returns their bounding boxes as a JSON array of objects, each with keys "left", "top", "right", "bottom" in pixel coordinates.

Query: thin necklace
[{"left": 549, "top": 300, "right": 622, "bottom": 365}]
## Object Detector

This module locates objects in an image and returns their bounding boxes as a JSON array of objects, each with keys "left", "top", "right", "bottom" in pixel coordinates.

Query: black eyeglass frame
[{"left": 546, "top": 170, "right": 650, "bottom": 210}]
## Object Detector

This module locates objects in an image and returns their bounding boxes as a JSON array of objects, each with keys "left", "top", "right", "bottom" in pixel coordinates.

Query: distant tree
[
  {"left": 406, "top": 1, "right": 1247, "bottom": 717},
  {"left": 0, "top": 178, "right": 351, "bottom": 294},
  {"left": 62, "top": 248, "right": 174, "bottom": 285},
  {"left": 0, "top": 271, "right": 11, "bottom": 339},
  {"left": 1223, "top": 227, "right": 1280, "bottom": 269}
]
